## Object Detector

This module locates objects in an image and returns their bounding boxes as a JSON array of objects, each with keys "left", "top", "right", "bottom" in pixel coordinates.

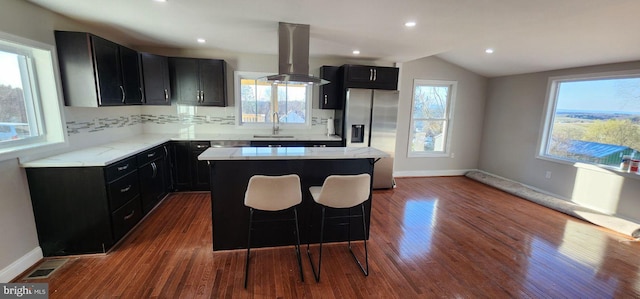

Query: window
[
  {"left": 0, "top": 31, "right": 66, "bottom": 159},
  {"left": 540, "top": 72, "right": 640, "bottom": 167},
  {"left": 408, "top": 79, "right": 456, "bottom": 157},
  {"left": 0, "top": 47, "right": 42, "bottom": 143},
  {"left": 235, "top": 72, "right": 312, "bottom": 127}
]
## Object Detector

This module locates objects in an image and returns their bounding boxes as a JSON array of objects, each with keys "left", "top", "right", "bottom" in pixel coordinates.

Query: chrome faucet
[{"left": 272, "top": 112, "right": 280, "bottom": 135}]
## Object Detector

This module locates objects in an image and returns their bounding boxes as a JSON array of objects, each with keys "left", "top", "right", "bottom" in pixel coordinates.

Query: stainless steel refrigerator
[{"left": 339, "top": 88, "right": 399, "bottom": 189}]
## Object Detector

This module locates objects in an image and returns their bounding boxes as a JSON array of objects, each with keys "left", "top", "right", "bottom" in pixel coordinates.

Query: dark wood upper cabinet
[
  {"left": 319, "top": 66, "right": 343, "bottom": 109},
  {"left": 55, "top": 31, "right": 143, "bottom": 107},
  {"left": 140, "top": 53, "right": 171, "bottom": 105},
  {"left": 169, "top": 57, "right": 227, "bottom": 106},
  {"left": 342, "top": 65, "right": 399, "bottom": 90},
  {"left": 120, "top": 46, "right": 143, "bottom": 104}
]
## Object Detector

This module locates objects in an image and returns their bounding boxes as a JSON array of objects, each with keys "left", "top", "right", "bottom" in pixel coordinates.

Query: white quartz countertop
[
  {"left": 197, "top": 146, "right": 389, "bottom": 160},
  {"left": 20, "top": 133, "right": 344, "bottom": 168},
  {"left": 173, "top": 133, "right": 342, "bottom": 142},
  {"left": 20, "top": 134, "right": 173, "bottom": 167}
]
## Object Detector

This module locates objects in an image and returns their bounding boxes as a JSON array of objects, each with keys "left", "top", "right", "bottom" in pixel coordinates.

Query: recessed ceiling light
[
  {"left": 485, "top": 48, "right": 494, "bottom": 54},
  {"left": 352, "top": 50, "right": 360, "bottom": 55},
  {"left": 197, "top": 38, "right": 206, "bottom": 44},
  {"left": 405, "top": 21, "right": 417, "bottom": 27},
  {"left": 153, "top": 0, "right": 167, "bottom": 2}
]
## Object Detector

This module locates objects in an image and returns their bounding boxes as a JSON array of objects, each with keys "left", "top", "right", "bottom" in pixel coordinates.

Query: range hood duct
[{"left": 264, "top": 22, "right": 328, "bottom": 85}]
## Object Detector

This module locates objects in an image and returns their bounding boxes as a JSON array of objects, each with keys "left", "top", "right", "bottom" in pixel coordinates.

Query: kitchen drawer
[
  {"left": 107, "top": 170, "right": 140, "bottom": 211},
  {"left": 191, "top": 141, "right": 210, "bottom": 151},
  {"left": 137, "top": 145, "right": 166, "bottom": 166},
  {"left": 111, "top": 196, "right": 143, "bottom": 240},
  {"left": 105, "top": 157, "right": 137, "bottom": 182}
]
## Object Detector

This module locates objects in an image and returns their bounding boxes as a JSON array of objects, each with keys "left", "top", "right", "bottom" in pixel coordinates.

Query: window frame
[
  {"left": 0, "top": 31, "right": 67, "bottom": 161},
  {"left": 234, "top": 71, "right": 313, "bottom": 128},
  {"left": 537, "top": 70, "right": 640, "bottom": 167},
  {"left": 0, "top": 43, "right": 45, "bottom": 147},
  {"left": 408, "top": 79, "right": 457, "bottom": 158}
]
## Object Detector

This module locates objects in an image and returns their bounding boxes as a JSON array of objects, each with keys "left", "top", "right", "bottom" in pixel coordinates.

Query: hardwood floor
[{"left": 15, "top": 177, "right": 640, "bottom": 298}]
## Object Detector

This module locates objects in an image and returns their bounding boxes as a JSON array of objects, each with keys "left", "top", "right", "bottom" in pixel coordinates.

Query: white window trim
[
  {"left": 408, "top": 79, "right": 457, "bottom": 158},
  {"left": 0, "top": 31, "right": 67, "bottom": 162},
  {"left": 537, "top": 69, "right": 640, "bottom": 167},
  {"left": 234, "top": 71, "right": 313, "bottom": 129}
]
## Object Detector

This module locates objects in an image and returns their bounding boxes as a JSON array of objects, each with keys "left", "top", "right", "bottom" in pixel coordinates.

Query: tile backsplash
[{"left": 65, "top": 105, "right": 335, "bottom": 136}]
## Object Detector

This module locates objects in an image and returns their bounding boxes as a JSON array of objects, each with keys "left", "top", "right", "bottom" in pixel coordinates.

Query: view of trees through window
[
  {"left": 239, "top": 78, "right": 308, "bottom": 125},
  {"left": 0, "top": 50, "right": 34, "bottom": 142},
  {"left": 546, "top": 76, "right": 640, "bottom": 166},
  {"left": 409, "top": 80, "right": 455, "bottom": 155}
]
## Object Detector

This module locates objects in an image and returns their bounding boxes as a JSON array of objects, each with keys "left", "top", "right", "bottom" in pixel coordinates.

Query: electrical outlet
[{"left": 545, "top": 171, "right": 552, "bottom": 179}]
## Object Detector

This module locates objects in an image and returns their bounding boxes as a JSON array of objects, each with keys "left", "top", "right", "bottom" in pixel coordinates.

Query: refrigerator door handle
[{"left": 369, "top": 69, "right": 374, "bottom": 81}]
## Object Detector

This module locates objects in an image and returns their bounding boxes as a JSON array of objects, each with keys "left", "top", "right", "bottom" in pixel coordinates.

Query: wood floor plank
[{"left": 14, "top": 177, "right": 640, "bottom": 298}]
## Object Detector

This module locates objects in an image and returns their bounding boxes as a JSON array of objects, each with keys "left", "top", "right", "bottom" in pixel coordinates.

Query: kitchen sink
[{"left": 253, "top": 135, "right": 295, "bottom": 138}]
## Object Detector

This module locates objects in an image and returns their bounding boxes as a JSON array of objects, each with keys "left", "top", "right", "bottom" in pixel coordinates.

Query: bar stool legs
[
  {"left": 244, "top": 208, "right": 254, "bottom": 289},
  {"left": 307, "top": 203, "right": 369, "bottom": 282},
  {"left": 348, "top": 204, "right": 369, "bottom": 276},
  {"left": 244, "top": 207, "right": 304, "bottom": 289}
]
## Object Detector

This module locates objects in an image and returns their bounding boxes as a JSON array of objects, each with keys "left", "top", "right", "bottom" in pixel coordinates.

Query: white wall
[
  {"left": 394, "top": 56, "right": 488, "bottom": 177},
  {"left": 479, "top": 61, "right": 640, "bottom": 223}
]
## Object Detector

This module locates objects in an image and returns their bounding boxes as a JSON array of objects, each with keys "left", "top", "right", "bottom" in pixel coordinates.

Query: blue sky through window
[{"left": 556, "top": 78, "right": 640, "bottom": 113}]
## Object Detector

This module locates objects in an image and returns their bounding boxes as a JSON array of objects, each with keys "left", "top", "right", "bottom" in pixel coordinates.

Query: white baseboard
[
  {"left": 394, "top": 169, "right": 473, "bottom": 178},
  {"left": 0, "top": 247, "right": 42, "bottom": 282}
]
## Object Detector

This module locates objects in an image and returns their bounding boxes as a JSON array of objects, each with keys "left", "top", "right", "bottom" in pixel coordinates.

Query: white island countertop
[{"left": 197, "top": 146, "right": 389, "bottom": 161}]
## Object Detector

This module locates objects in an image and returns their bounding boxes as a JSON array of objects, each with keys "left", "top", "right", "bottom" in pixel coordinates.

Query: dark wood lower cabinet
[
  {"left": 25, "top": 143, "right": 170, "bottom": 257},
  {"left": 170, "top": 141, "right": 210, "bottom": 191},
  {"left": 209, "top": 158, "right": 374, "bottom": 251}
]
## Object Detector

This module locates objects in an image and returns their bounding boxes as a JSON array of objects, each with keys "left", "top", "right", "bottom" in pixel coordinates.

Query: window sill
[
  {"left": 408, "top": 152, "right": 451, "bottom": 158},
  {"left": 536, "top": 154, "right": 640, "bottom": 180}
]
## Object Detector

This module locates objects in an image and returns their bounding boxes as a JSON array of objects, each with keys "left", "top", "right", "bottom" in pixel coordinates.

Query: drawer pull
[
  {"left": 120, "top": 185, "right": 132, "bottom": 193},
  {"left": 117, "top": 164, "right": 129, "bottom": 171},
  {"left": 147, "top": 152, "right": 156, "bottom": 158},
  {"left": 123, "top": 210, "right": 135, "bottom": 221},
  {"left": 196, "top": 144, "right": 208, "bottom": 149}
]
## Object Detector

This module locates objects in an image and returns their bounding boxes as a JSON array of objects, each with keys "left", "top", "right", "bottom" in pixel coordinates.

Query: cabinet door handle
[
  {"left": 120, "top": 185, "right": 132, "bottom": 193},
  {"left": 147, "top": 152, "right": 156, "bottom": 158},
  {"left": 268, "top": 144, "right": 282, "bottom": 148},
  {"left": 196, "top": 90, "right": 200, "bottom": 102},
  {"left": 369, "top": 69, "right": 373, "bottom": 81},
  {"left": 196, "top": 144, "right": 208, "bottom": 149},
  {"left": 140, "top": 87, "right": 144, "bottom": 103},
  {"left": 373, "top": 69, "right": 377, "bottom": 81},
  {"left": 314, "top": 144, "right": 326, "bottom": 147},
  {"left": 200, "top": 90, "right": 204, "bottom": 102},
  {"left": 163, "top": 145, "right": 168, "bottom": 159},
  {"left": 120, "top": 86, "right": 126, "bottom": 103},
  {"left": 324, "top": 95, "right": 328, "bottom": 105},
  {"left": 123, "top": 209, "right": 136, "bottom": 221},
  {"left": 164, "top": 89, "right": 169, "bottom": 101},
  {"left": 117, "top": 164, "right": 129, "bottom": 171},
  {"left": 151, "top": 162, "right": 157, "bottom": 178}
]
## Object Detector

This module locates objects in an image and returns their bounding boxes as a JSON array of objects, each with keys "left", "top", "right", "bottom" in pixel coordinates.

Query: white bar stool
[
  {"left": 243, "top": 174, "right": 304, "bottom": 288},
  {"left": 306, "top": 173, "right": 371, "bottom": 282}
]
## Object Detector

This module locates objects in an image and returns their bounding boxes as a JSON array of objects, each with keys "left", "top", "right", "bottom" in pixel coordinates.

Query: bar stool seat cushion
[
  {"left": 244, "top": 174, "right": 302, "bottom": 211},
  {"left": 309, "top": 174, "right": 371, "bottom": 209}
]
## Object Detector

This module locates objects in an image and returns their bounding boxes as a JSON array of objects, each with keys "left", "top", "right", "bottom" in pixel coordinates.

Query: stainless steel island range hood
[{"left": 264, "top": 22, "right": 328, "bottom": 85}]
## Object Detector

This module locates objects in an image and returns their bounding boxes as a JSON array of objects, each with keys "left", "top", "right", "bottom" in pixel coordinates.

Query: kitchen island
[{"left": 198, "top": 146, "right": 389, "bottom": 250}]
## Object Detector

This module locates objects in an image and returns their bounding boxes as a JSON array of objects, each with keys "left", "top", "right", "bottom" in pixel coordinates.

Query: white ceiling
[{"left": 27, "top": 0, "right": 640, "bottom": 77}]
